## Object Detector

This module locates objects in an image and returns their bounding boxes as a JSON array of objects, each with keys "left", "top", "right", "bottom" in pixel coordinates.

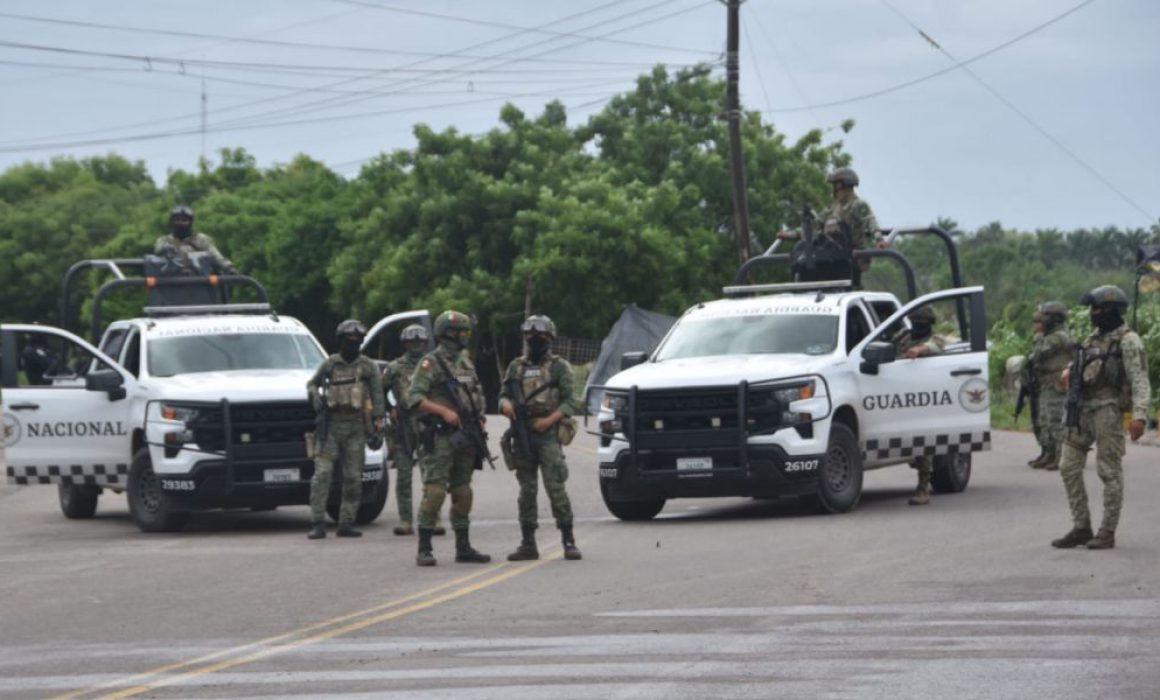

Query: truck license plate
[
  {"left": 676, "top": 457, "right": 712, "bottom": 471},
  {"left": 264, "top": 468, "right": 300, "bottom": 483}
]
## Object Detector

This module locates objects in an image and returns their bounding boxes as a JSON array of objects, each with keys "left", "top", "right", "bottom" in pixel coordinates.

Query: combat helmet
[
  {"left": 169, "top": 204, "right": 194, "bottom": 222},
  {"left": 826, "top": 167, "right": 859, "bottom": 187},
  {"left": 1079, "top": 285, "right": 1129, "bottom": 309},
  {"left": 336, "top": 319, "right": 367, "bottom": 338},
  {"left": 433, "top": 310, "right": 473, "bottom": 343},
  {"left": 521, "top": 314, "right": 557, "bottom": 339},
  {"left": 1037, "top": 301, "right": 1068, "bottom": 324},
  {"left": 907, "top": 305, "right": 936, "bottom": 324}
]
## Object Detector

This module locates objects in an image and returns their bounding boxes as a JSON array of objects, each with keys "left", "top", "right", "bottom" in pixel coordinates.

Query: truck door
[
  {"left": 362, "top": 310, "right": 433, "bottom": 363},
  {"left": 852, "top": 287, "right": 990, "bottom": 467},
  {"left": 1, "top": 325, "right": 137, "bottom": 487}
]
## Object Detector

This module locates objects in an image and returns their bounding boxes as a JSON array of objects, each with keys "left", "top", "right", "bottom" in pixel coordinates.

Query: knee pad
[
  {"left": 449, "top": 484, "right": 473, "bottom": 517},
  {"left": 420, "top": 483, "right": 447, "bottom": 511}
]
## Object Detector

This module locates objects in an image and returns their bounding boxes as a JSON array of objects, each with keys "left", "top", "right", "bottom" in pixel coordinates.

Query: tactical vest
[
  {"left": 1080, "top": 326, "right": 1130, "bottom": 407},
  {"left": 327, "top": 359, "right": 373, "bottom": 413},
  {"left": 1032, "top": 328, "right": 1072, "bottom": 380},
  {"left": 429, "top": 351, "right": 485, "bottom": 414},
  {"left": 518, "top": 357, "right": 562, "bottom": 418},
  {"left": 388, "top": 355, "right": 420, "bottom": 403}
]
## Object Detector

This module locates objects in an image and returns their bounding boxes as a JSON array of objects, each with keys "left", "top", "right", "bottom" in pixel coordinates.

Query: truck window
[
  {"left": 122, "top": 331, "right": 141, "bottom": 378},
  {"left": 654, "top": 313, "right": 838, "bottom": 360},
  {"left": 845, "top": 305, "right": 872, "bottom": 354},
  {"left": 14, "top": 330, "right": 106, "bottom": 387},
  {"left": 99, "top": 328, "right": 128, "bottom": 360},
  {"left": 148, "top": 333, "right": 325, "bottom": 377}
]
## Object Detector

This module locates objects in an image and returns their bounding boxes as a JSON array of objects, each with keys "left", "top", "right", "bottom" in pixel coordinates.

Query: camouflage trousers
[
  {"left": 1058, "top": 402, "right": 1125, "bottom": 531},
  {"left": 416, "top": 432, "right": 475, "bottom": 531},
  {"left": 510, "top": 425, "right": 573, "bottom": 530},
  {"left": 1036, "top": 387, "right": 1066, "bottom": 456},
  {"left": 909, "top": 456, "right": 932, "bottom": 490},
  {"left": 310, "top": 417, "right": 364, "bottom": 526},
  {"left": 387, "top": 431, "right": 417, "bottom": 524}
]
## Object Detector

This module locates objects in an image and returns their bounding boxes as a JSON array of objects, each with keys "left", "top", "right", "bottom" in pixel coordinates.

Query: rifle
[
  {"left": 433, "top": 355, "right": 497, "bottom": 470},
  {"left": 1064, "top": 345, "right": 1085, "bottom": 428},
  {"left": 1013, "top": 360, "right": 1040, "bottom": 426},
  {"left": 799, "top": 205, "right": 817, "bottom": 272},
  {"left": 503, "top": 372, "right": 561, "bottom": 461},
  {"left": 307, "top": 379, "right": 330, "bottom": 459}
]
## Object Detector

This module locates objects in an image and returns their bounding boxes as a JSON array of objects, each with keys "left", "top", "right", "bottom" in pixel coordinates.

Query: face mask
[
  {"left": 171, "top": 219, "right": 192, "bottom": 239},
  {"left": 1091, "top": 307, "right": 1122, "bottom": 333},
  {"left": 526, "top": 336, "right": 550, "bottom": 361},
  {"left": 340, "top": 338, "right": 361, "bottom": 362},
  {"left": 404, "top": 341, "right": 426, "bottom": 360}
]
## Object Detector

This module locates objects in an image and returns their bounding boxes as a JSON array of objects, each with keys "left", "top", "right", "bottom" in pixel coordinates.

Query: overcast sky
[{"left": 0, "top": 0, "right": 1156, "bottom": 233}]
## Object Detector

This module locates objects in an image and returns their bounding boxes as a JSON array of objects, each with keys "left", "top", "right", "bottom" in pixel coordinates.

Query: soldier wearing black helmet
[
  {"left": 153, "top": 204, "right": 237, "bottom": 275},
  {"left": 499, "top": 315, "right": 582, "bottom": 562},
  {"left": 305, "top": 319, "right": 385, "bottom": 540},
  {"left": 777, "top": 167, "right": 881, "bottom": 286},
  {"left": 1051, "top": 286, "right": 1151, "bottom": 551},
  {"left": 893, "top": 306, "right": 946, "bottom": 506},
  {"left": 1026, "top": 302, "right": 1073, "bottom": 471}
]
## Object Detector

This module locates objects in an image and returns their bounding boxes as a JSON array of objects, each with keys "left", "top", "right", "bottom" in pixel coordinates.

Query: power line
[
  {"left": 740, "top": 13, "right": 772, "bottom": 114},
  {"left": 327, "top": 0, "right": 720, "bottom": 57},
  {"left": 0, "top": 10, "right": 681, "bottom": 69},
  {"left": 875, "top": 0, "right": 1153, "bottom": 224},
  {"left": 762, "top": 0, "right": 1100, "bottom": 114}
]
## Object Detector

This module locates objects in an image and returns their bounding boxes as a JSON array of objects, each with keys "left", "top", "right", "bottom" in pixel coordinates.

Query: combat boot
[
  {"left": 561, "top": 524, "right": 582, "bottom": 561},
  {"left": 454, "top": 528, "right": 491, "bottom": 563},
  {"left": 1041, "top": 454, "right": 1059, "bottom": 472},
  {"left": 307, "top": 523, "right": 326, "bottom": 540},
  {"left": 393, "top": 523, "right": 414, "bottom": 536},
  {"left": 907, "top": 487, "right": 930, "bottom": 506},
  {"left": 507, "top": 524, "right": 539, "bottom": 561},
  {"left": 416, "top": 528, "right": 437, "bottom": 566},
  {"left": 433, "top": 524, "right": 447, "bottom": 536},
  {"left": 1027, "top": 450, "right": 1046, "bottom": 468},
  {"left": 1050, "top": 524, "right": 1093, "bottom": 549},
  {"left": 336, "top": 525, "right": 362, "bottom": 538},
  {"left": 1086, "top": 528, "right": 1115, "bottom": 550}
]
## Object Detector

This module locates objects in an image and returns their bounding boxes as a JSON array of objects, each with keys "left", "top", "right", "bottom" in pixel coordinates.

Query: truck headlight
[
  {"left": 161, "top": 404, "right": 200, "bottom": 423},
  {"left": 601, "top": 392, "right": 628, "bottom": 412}
]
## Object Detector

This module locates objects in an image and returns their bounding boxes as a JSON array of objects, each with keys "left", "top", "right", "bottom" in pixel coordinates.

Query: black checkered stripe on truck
[
  {"left": 5, "top": 463, "right": 129, "bottom": 486},
  {"left": 863, "top": 431, "right": 991, "bottom": 461}
]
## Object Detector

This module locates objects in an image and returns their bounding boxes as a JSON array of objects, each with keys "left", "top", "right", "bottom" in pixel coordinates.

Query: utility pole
[{"left": 725, "top": 0, "right": 751, "bottom": 267}]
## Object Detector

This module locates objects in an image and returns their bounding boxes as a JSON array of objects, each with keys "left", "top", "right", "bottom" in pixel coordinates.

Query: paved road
[{"left": 1, "top": 429, "right": 1158, "bottom": 699}]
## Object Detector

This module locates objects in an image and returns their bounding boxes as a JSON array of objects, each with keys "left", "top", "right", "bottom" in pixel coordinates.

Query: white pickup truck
[
  {"left": 592, "top": 233, "right": 991, "bottom": 520},
  {"left": 1, "top": 257, "right": 426, "bottom": 532}
]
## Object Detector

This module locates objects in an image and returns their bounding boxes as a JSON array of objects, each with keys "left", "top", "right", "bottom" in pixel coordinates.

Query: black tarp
[{"left": 584, "top": 304, "right": 677, "bottom": 414}]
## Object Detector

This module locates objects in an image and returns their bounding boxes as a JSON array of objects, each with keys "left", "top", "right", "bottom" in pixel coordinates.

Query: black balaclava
[
  {"left": 1091, "top": 305, "right": 1123, "bottom": 334},
  {"left": 526, "top": 335, "right": 550, "bottom": 363},
  {"left": 170, "top": 217, "right": 193, "bottom": 240},
  {"left": 405, "top": 340, "right": 426, "bottom": 361},
  {"left": 339, "top": 336, "right": 361, "bottom": 362},
  {"left": 908, "top": 320, "right": 932, "bottom": 341}
]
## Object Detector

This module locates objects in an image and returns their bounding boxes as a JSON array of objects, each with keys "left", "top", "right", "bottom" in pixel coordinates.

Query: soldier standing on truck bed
[
  {"left": 306, "top": 320, "right": 384, "bottom": 540},
  {"left": 153, "top": 204, "right": 238, "bottom": 275}
]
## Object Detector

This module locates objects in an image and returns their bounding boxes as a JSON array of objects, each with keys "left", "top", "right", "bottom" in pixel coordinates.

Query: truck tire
[
  {"left": 931, "top": 452, "right": 971, "bottom": 493},
  {"left": 127, "top": 449, "right": 190, "bottom": 533},
  {"left": 804, "top": 423, "right": 863, "bottom": 514},
  {"left": 600, "top": 481, "right": 665, "bottom": 521},
  {"left": 326, "top": 469, "right": 390, "bottom": 525},
  {"left": 58, "top": 482, "right": 99, "bottom": 519}
]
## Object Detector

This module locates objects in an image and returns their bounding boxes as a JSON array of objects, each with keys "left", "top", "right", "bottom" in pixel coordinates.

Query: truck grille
[
  {"left": 624, "top": 386, "right": 785, "bottom": 451},
  {"left": 190, "top": 401, "right": 315, "bottom": 458}
]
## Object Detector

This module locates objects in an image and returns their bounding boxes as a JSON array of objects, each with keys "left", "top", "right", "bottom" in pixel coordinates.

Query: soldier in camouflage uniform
[
  {"left": 892, "top": 306, "right": 946, "bottom": 506},
  {"left": 382, "top": 324, "right": 446, "bottom": 537},
  {"left": 777, "top": 168, "right": 881, "bottom": 287},
  {"left": 1028, "top": 302, "right": 1074, "bottom": 471},
  {"left": 407, "top": 311, "right": 491, "bottom": 566},
  {"left": 306, "top": 320, "right": 385, "bottom": 539},
  {"left": 1051, "top": 286, "right": 1151, "bottom": 550},
  {"left": 499, "top": 315, "right": 582, "bottom": 562},
  {"left": 153, "top": 205, "right": 237, "bottom": 274}
]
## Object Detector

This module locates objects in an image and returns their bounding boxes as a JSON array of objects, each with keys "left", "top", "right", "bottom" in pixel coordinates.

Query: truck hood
[
  {"left": 606, "top": 354, "right": 833, "bottom": 391},
  {"left": 144, "top": 369, "right": 313, "bottom": 402}
]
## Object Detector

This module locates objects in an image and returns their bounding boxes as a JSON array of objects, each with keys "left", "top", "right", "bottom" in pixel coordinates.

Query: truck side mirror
[
  {"left": 859, "top": 341, "right": 896, "bottom": 375},
  {"left": 86, "top": 368, "right": 126, "bottom": 401},
  {"left": 620, "top": 351, "right": 648, "bottom": 371}
]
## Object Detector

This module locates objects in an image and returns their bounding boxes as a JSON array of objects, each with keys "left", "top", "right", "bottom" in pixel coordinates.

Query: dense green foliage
[{"left": 1, "top": 64, "right": 1157, "bottom": 415}]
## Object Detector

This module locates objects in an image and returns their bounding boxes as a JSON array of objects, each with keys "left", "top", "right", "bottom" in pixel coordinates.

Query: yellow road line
[
  {"left": 102, "top": 550, "right": 562, "bottom": 699},
  {"left": 53, "top": 557, "right": 543, "bottom": 700}
]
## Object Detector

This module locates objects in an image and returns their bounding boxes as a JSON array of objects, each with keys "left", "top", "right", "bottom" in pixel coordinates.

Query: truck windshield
[
  {"left": 654, "top": 313, "right": 838, "bottom": 360},
  {"left": 148, "top": 333, "right": 325, "bottom": 377}
]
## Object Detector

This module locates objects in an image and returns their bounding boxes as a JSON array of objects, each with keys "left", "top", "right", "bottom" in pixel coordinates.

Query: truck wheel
[
  {"left": 931, "top": 452, "right": 971, "bottom": 493},
  {"left": 58, "top": 482, "right": 99, "bottom": 519},
  {"left": 327, "top": 469, "right": 390, "bottom": 525},
  {"left": 805, "top": 423, "right": 863, "bottom": 514},
  {"left": 127, "top": 449, "right": 190, "bottom": 533},
  {"left": 600, "top": 481, "right": 665, "bottom": 521}
]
